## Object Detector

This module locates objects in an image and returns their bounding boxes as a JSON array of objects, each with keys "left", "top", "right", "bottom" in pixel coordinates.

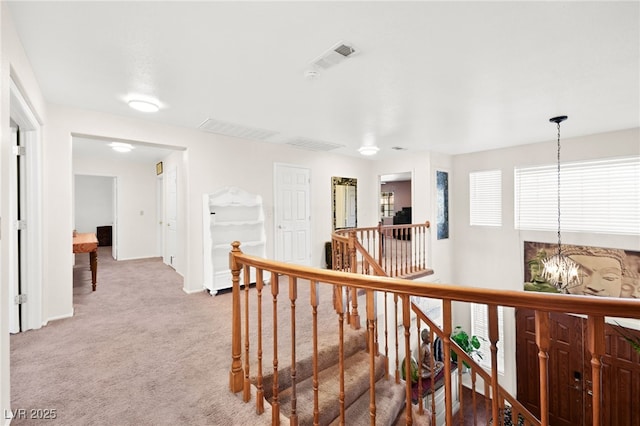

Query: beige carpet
[{"left": 9, "top": 247, "right": 354, "bottom": 425}]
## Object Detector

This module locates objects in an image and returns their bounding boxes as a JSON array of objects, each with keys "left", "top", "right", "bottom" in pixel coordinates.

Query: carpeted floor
[{"left": 9, "top": 247, "right": 349, "bottom": 425}]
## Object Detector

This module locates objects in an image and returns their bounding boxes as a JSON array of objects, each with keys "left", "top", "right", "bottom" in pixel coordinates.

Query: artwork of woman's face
[
  {"left": 621, "top": 277, "right": 640, "bottom": 298},
  {"left": 568, "top": 254, "right": 623, "bottom": 297}
]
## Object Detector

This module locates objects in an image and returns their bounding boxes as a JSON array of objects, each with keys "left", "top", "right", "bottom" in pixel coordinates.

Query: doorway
[
  {"left": 274, "top": 163, "right": 311, "bottom": 266},
  {"left": 8, "top": 79, "right": 43, "bottom": 333},
  {"left": 74, "top": 175, "right": 116, "bottom": 256},
  {"left": 379, "top": 172, "right": 412, "bottom": 225},
  {"left": 516, "top": 309, "right": 640, "bottom": 425}
]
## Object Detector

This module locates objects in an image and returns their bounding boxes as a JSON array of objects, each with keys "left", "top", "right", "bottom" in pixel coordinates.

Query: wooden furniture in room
[
  {"left": 73, "top": 232, "right": 98, "bottom": 291},
  {"left": 96, "top": 225, "right": 112, "bottom": 246}
]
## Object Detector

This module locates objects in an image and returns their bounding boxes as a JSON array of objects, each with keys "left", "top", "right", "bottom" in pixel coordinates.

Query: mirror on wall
[{"left": 332, "top": 177, "right": 357, "bottom": 230}]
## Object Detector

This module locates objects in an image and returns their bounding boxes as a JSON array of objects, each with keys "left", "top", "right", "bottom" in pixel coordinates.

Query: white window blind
[
  {"left": 470, "top": 170, "right": 502, "bottom": 226},
  {"left": 515, "top": 156, "right": 640, "bottom": 235},
  {"left": 471, "top": 303, "right": 504, "bottom": 374}
]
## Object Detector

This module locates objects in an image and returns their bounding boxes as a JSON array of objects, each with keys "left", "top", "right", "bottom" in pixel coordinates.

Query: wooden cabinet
[{"left": 202, "top": 187, "right": 266, "bottom": 295}]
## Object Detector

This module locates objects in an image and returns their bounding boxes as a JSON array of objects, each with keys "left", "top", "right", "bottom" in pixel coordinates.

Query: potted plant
[{"left": 450, "top": 326, "right": 484, "bottom": 369}]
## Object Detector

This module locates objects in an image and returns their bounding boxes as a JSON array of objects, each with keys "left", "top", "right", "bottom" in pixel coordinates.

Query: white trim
[
  {"left": 46, "top": 310, "right": 74, "bottom": 323},
  {"left": 9, "top": 79, "right": 44, "bottom": 332},
  {"left": 182, "top": 287, "right": 205, "bottom": 295}
]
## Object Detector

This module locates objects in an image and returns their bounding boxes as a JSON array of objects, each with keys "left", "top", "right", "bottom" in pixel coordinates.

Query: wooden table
[{"left": 73, "top": 232, "right": 98, "bottom": 291}]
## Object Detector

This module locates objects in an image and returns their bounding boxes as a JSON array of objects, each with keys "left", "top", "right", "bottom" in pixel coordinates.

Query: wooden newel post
[
  {"left": 229, "top": 241, "right": 244, "bottom": 393},
  {"left": 535, "top": 310, "right": 550, "bottom": 426},
  {"left": 587, "top": 315, "right": 604, "bottom": 426}
]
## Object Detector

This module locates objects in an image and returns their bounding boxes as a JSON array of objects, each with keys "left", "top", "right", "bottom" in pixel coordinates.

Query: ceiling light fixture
[
  {"left": 109, "top": 142, "right": 134, "bottom": 153},
  {"left": 358, "top": 146, "right": 380, "bottom": 156},
  {"left": 128, "top": 99, "right": 160, "bottom": 113},
  {"left": 541, "top": 115, "right": 581, "bottom": 292}
]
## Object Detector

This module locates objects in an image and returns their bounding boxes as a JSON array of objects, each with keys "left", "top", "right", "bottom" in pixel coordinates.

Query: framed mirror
[{"left": 332, "top": 177, "right": 357, "bottom": 230}]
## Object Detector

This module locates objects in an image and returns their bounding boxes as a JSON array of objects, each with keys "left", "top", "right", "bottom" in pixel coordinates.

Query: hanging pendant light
[{"left": 541, "top": 115, "right": 581, "bottom": 292}]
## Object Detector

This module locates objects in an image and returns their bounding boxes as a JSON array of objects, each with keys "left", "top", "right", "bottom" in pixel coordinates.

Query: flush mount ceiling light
[
  {"left": 109, "top": 142, "right": 134, "bottom": 153},
  {"left": 358, "top": 146, "right": 380, "bottom": 156},
  {"left": 128, "top": 99, "right": 159, "bottom": 113},
  {"left": 540, "top": 115, "right": 581, "bottom": 293}
]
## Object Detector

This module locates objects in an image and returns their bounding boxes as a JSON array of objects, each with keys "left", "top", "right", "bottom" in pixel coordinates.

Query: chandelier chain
[{"left": 556, "top": 121, "right": 562, "bottom": 255}]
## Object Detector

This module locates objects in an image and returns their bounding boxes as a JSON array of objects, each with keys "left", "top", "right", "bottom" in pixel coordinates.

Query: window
[
  {"left": 380, "top": 191, "right": 394, "bottom": 217},
  {"left": 471, "top": 303, "right": 504, "bottom": 374},
  {"left": 515, "top": 156, "right": 640, "bottom": 235},
  {"left": 470, "top": 170, "right": 502, "bottom": 226}
]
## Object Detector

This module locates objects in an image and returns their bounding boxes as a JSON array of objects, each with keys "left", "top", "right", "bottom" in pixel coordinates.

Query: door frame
[{"left": 8, "top": 78, "right": 44, "bottom": 332}]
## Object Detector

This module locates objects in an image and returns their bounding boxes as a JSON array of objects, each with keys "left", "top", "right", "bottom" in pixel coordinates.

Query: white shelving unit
[{"left": 202, "top": 187, "right": 266, "bottom": 295}]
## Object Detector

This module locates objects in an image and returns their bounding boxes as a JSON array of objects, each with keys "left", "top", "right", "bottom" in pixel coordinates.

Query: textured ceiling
[{"left": 8, "top": 1, "right": 640, "bottom": 159}]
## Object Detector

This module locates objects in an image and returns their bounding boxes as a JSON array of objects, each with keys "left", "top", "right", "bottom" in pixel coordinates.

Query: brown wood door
[
  {"left": 516, "top": 309, "right": 584, "bottom": 425},
  {"left": 597, "top": 323, "right": 640, "bottom": 426},
  {"left": 517, "top": 309, "right": 640, "bottom": 426}
]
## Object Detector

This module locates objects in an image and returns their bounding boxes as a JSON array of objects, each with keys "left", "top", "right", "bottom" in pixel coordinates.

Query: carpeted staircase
[{"left": 260, "top": 330, "right": 409, "bottom": 425}]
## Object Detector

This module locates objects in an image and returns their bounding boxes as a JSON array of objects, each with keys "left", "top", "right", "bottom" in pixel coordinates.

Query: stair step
[
  {"left": 329, "top": 376, "right": 407, "bottom": 426},
  {"left": 261, "top": 329, "right": 367, "bottom": 399},
  {"left": 273, "top": 350, "right": 386, "bottom": 425}
]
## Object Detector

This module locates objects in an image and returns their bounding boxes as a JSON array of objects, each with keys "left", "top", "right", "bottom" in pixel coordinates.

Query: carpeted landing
[{"left": 9, "top": 247, "right": 424, "bottom": 425}]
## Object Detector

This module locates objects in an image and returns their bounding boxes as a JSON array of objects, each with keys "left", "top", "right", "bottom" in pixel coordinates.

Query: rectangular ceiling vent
[
  {"left": 311, "top": 41, "right": 357, "bottom": 70},
  {"left": 198, "top": 118, "right": 278, "bottom": 141},
  {"left": 285, "top": 137, "right": 344, "bottom": 152}
]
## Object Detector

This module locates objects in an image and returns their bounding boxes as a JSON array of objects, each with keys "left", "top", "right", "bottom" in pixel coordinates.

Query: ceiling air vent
[
  {"left": 311, "top": 41, "right": 357, "bottom": 70},
  {"left": 392, "top": 146, "right": 407, "bottom": 151},
  {"left": 285, "top": 137, "right": 344, "bottom": 152},
  {"left": 198, "top": 118, "right": 278, "bottom": 141}
]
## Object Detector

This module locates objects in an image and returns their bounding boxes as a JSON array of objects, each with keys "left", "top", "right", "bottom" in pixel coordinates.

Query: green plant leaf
[{"left": 471, "top": 336, "right": 481, "bottom": 349}]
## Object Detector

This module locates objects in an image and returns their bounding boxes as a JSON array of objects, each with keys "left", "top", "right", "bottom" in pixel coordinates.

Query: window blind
[
  {"left": 470, "top": 170, "right": 502, "bottom": 226},
  {"left": 471, "top": 303, "right": 504, "bottom": 374},
  {"left": 515, "top": 156, "right": 640, "bottom": 235}
]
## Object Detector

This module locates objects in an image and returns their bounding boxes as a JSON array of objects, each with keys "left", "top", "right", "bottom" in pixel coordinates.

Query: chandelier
[{"left": 541, "top": 116, "right": 581, "bottom": 292}]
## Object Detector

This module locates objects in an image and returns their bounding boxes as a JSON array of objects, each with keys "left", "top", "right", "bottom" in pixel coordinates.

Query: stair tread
[
  {"left": 329, "top": 376, "right": 407, "bottom": 426},
  {"left": 273, "top": 350, "right": 386, "bottom": 425},
  {"left": 260, "top": 329, "right": 366, "bottom": 398}
]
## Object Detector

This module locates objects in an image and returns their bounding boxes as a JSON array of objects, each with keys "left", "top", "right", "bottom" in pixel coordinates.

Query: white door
[
  {"left": 156, "top": 174, "right": 164, "bottom": 256},
  {"left": 165, "top": 167, "right": 177, "bottom": 269},
  {"left": 274, "top": 164, "right": 311, "bottom": 266}
]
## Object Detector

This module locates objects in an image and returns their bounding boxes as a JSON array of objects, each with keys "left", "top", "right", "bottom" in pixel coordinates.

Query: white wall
[
  {"left": 1, "top": 2, "right": 48, "bottom": 422},
  {"left": 44, "top": 103, "right": 375, "bottom": 309},
  {"left": 74, "top": 175, "right": 113, "bottom": 234},
  {"left": 451, "top": 127, "right": 640, "bottom": 394},
  {"left": 73, "top": 155, "right": 160, "bottom": 260},
  {"left": 369, "top": 151, "right": 455, "bottom": 285}
]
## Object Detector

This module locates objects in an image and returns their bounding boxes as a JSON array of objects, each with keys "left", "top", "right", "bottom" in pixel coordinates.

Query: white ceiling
[{"left": 7, "top": 1, "right": 640, "bottom": 160}]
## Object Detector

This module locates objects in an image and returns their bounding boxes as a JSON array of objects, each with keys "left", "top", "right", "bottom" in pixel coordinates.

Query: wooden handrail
[
  {"left": 229, "top": 240, "right": 640, "bottom": 425},
  {"left": 333, "top": 221, "right": 433, "bottom": 279},
  {"left": 413, "top": 302, "right": 541, "bottom": 425},
  {"left": 230, "top": 250, "right": 640, "bottom": 318}
]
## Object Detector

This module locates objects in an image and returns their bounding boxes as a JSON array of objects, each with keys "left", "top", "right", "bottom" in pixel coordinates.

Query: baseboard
[
  {"left": 182, "top": 287, "right": 205, "bottom": 295},
  {"left": 46, "top": 309, "right": 74, "bottom": 323}
]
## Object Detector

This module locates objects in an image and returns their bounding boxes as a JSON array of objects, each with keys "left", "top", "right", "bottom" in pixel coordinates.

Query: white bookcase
[{"left": 202, "top": 187, "right": 266, "bottom": 295}]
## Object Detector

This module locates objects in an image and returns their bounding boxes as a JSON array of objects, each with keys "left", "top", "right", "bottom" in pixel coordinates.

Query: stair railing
[
  {"left": 333, "top": 221, "right": 433, "bottom": 279},
  {"left": 412, "top": 302, "right": 540, "bottom": 425},
  {"left": 229, "top": 240, "right": 640, "bottom": 426}
]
